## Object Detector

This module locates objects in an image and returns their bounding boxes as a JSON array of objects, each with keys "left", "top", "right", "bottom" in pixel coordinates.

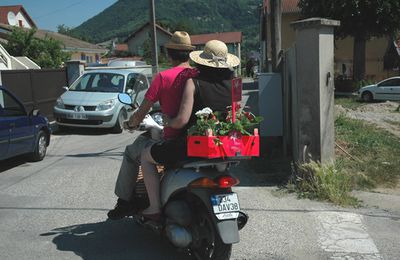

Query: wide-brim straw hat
[
  {"left": 165, "top": 31, "right": 195, "bottom": 51},
  {"left": 189, "top": 40, "right": 240, "bottom": 68}
]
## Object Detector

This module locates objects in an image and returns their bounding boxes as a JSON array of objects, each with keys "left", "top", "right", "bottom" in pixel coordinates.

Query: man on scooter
[{"left": 107, "top": 31, "right": 197, "bottom": 220}]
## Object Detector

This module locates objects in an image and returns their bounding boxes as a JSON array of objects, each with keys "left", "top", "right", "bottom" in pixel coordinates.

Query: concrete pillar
[
  {"left": 66, "top": 60, "right": 85, "bottom": 86},
  {"left": 291, "top": 18, "right": 340, "bottom": 164}
]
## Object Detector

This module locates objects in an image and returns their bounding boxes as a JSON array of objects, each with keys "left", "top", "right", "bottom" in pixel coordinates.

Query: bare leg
[{"left": 140, "top": 145, "right": 161, "bottom": 214}]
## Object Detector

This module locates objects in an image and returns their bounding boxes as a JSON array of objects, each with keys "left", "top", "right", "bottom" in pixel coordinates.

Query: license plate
[
  {"left": 67, "top": 113, "right": 87, "bottom": 120},
  {"left": 211, "top": 193, "right": 240, "bottom": 218}
]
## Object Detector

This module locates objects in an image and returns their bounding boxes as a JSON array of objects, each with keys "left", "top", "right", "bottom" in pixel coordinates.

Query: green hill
[{"left": 70, "top": 0, "right": 261, "bottom": 54}]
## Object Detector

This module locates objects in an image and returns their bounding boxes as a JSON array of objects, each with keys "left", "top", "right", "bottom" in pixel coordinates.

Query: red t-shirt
[{"left": 145, "top": 66, "right": 197, "bottom": 139}]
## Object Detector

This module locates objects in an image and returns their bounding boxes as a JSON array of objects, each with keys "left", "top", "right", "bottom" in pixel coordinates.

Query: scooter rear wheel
[{"left": 191, "top": 209, "right": 231, "bottom": 260}]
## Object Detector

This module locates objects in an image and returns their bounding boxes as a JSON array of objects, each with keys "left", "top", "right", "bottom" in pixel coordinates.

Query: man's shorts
[{"left": 150, "top": 136, "right": 187, "bottom": 165}]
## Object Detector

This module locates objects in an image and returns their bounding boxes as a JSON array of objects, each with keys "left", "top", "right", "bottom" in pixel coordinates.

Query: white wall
[{"left": 7, "top": 11, "right": 32, "bottom": 29}]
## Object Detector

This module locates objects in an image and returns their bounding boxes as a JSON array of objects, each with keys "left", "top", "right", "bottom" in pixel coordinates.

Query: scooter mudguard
[{"left": 216, "top": 219, "right": 240, "bottom": 244}]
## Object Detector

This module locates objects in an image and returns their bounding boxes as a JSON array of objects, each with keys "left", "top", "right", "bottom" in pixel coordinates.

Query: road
[{"left": 0, "top": 129, "right": 399, "bottom": 260}]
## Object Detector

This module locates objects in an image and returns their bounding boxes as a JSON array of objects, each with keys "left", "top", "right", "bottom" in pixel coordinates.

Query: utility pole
[
  {"left": 149, "top": 0, "right": 158, "bottom": 74},
  {"left": 259, "top": 4, "right": 266, "bottom": 72},
  {"left": 270, "top": 0, "right": 282, "bottom": 72}
]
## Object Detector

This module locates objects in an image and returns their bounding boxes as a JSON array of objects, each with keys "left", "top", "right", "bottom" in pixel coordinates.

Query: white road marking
[{"left": 312, "top": 212, "right": 382, "bottom": 260}]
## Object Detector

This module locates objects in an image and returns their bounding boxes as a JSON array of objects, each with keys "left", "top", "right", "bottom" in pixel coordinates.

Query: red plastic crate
[{"left": 187, "top": 130, "right": 260, "bottom": 158}]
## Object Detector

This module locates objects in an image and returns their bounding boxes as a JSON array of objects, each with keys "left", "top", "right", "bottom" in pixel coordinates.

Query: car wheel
[
  {"left": 111, "top": 109, "right": 126, "bottom": 133},
  {"left": 29, "top": 130, "right": 48, "bottom": 162},
  {"left": 362, "top": 91, "right": 373, "bottom": 102}
]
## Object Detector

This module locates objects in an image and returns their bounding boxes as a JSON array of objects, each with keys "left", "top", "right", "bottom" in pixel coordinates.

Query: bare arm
[
  {"left": 128, "top": 98, "right": 153, "bottom": 127},
  {"left": 166, "top": 79, "right": 195, "bottom": 129}
]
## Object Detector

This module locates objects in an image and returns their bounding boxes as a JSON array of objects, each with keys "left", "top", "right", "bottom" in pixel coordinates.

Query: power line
[{"left": 33, "top": 1, "right": 86, "bottom": 20}]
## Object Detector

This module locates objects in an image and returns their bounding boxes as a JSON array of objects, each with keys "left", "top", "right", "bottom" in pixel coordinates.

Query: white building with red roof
[{"left": 0, "top": 5, "right": 36, "bottom": 29}]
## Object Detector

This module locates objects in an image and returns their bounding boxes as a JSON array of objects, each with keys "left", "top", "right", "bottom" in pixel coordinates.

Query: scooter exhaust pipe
[{"left": 165, "top": 224, "right": 192, "bottom": 248}]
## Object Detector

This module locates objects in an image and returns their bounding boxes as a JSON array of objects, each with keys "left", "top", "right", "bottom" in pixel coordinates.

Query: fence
[{"left": 1, "top": 69, "right": 67, "bottom": 121}]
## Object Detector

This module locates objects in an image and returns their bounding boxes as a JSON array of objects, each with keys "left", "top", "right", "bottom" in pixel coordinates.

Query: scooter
[{"left": 118, "top": 93, "right": 248, "bottom": 260}]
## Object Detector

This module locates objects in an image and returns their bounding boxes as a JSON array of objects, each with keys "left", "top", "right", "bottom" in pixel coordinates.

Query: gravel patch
[{"left": 336, "top": 101, "right": 400, "bottom": 138}]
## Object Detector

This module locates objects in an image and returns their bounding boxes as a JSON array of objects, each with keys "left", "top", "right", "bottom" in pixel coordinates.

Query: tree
[
  {"left": 5, "top": 27, "right": 70, "bottom": 68},
  {"left": 299, "top": 0, "right": 400, "bottom": 81},
  {"left": 57, "top": 24, "right": 73, "bottom": 35}
]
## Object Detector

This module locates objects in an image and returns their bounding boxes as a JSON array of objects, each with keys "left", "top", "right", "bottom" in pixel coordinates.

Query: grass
[
  {"left": 335, "top": 96, "right": 365, "bottom": 110},
  {"left": 335, "top": 115, "right": 400, "bottom": 189},
  {"left": 289, "top": 114, "right": 400, "bottom": 207},
  {"left": 288, "top": 161, "right": 359, "bottom": 207}
]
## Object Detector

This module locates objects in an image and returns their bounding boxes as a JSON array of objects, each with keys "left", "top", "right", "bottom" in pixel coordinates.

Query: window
[
  {"left": 69, "top": 73, "right": 125, "bottom": 93},
  {"left": 0, "top": 89, "right": 26, "bottom": 117},
  {"left": 126, "top": 73, "right": 147, "bottom": 93},
  {"left": 379, "top": 79, "right": 400, "bottom": 87},
  {"left": 81, "top": 53, "right": 86, "bottom": 61}
]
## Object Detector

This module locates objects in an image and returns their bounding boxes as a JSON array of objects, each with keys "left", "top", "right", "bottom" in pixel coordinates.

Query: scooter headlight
[{"left": 151, "top": 112, "right": 164, "bottom": 126}]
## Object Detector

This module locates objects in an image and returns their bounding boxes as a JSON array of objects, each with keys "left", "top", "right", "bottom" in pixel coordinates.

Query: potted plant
[{"left": 187, "top": 104, "right": 262, "bottom": 158}]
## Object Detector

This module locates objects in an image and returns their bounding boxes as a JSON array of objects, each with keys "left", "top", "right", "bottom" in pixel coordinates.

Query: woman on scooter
[{"left": 140, "top": 40, "right": 240, "bottom": 220}]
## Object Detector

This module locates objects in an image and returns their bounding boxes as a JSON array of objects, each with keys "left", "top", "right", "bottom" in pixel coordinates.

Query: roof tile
[{"left": 190, "top": 32, "right": 242, "bottom": 45}]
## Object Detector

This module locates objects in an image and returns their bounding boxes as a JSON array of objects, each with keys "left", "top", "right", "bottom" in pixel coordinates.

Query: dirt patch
[{"left": 336, "top": 101, "right": 400, "bottom": 138}]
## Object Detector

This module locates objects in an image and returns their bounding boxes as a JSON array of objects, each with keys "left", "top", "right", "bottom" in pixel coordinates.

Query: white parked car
[
  {"left": 359, "top": 77, "right": 400, "bottom": 102},
  {"left": 53, "top": 69, "right": 149, "bottom": 133}
]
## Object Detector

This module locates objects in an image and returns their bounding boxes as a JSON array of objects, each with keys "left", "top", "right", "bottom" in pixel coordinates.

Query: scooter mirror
[{"left": 118, "top": 93, "right": 132, "bottom": 106}]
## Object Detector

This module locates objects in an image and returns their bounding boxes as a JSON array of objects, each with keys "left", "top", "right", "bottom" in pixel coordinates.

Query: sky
[{"left": 0, "top": 0, "right": 117, "bottom": 31}]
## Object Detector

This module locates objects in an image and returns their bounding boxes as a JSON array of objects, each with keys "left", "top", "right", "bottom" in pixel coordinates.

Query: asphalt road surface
[{"left": 0, "top": 128, "right": 399, "bottom": 260}]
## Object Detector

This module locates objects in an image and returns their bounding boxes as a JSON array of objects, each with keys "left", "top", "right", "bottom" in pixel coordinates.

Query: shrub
[{"left": 289, "top": 160, "right": 359, "bottom": 207}]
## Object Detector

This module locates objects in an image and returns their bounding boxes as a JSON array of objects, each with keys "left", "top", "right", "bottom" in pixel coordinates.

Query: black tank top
[{"left": 186, "top": 76, "right": 232, "bottom": 130}]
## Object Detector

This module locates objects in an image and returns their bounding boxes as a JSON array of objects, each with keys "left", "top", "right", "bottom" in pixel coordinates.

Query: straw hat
[
  {"left": 165, "top": 31, "right": 195, "bottom": 51},
  {"left": 189, "top": 40, "right": 240, "bottom": 68}
]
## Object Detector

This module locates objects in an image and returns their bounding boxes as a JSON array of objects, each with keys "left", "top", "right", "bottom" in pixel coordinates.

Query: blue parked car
[{"left": 0, "top": 86, "right": 51, "bottom": 162}]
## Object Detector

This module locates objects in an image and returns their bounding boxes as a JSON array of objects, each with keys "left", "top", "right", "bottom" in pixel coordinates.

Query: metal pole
[{"left": 149, "top": 0, "right": 158, "bottom": 74}]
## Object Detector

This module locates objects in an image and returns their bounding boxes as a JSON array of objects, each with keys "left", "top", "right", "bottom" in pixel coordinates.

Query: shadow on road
[
  {"left": 40, "top": 218, "right": 192, "bottom": 260},
  {"left": 0, "top": 155, "right": 30, "bottom": 173},
  {"left": 52, "top": 127, "right": 121, "bottom": 136},
  {"left": 232, "top": 157, "right": 292, "bottom": 187}
]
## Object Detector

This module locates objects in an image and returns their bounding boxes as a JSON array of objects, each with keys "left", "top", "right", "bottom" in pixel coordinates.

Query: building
[
  {"left": 0, "top": 43, "right": 40, "bottom": 70},
  {"left": 263, "top": 0, "right": 397, "bottom": 81},
  {"left": 190, "top": 32, "right": 243, "bottom": 74},
  {"left": 0, "top": 5, "right": 108, "bottom": 64},
  {"left": 0, "top": 5, "right": 36, "bottom": 29},
  {"left": 124, "top": 22, "right": 172, "bottom": 56}
]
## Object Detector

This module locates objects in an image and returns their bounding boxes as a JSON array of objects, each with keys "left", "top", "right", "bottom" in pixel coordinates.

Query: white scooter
[{"left": 118, "top": 93, "right": 248, "bottom": 260}]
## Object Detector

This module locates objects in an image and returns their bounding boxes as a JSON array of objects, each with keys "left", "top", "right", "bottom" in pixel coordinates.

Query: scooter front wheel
[{"left": 191, "top": 209, "right": 232, "bottom": 260}]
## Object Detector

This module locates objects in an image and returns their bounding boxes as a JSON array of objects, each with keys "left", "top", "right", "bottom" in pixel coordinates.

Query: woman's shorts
[{"left": 150, "top": 137, "right": 187, "bottom": 165}]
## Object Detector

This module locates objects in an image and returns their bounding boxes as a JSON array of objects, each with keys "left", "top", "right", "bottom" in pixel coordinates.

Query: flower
[
  {"left": 188, "top": 105, "right": 263, "bottom": 137},
  {"left": 195, "top": 107, "right": 213, "bottom": 117}
]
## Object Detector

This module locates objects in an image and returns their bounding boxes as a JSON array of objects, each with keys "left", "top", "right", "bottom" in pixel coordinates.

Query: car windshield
[{"left": 69, "top": 73, "right": 125, "bottom": 93}]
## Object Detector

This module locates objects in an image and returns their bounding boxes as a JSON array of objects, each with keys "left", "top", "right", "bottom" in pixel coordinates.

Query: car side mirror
[
  {"left": 62, "top": 86, "right": 69, "bottom": 92},
  {"left": 126, "top": 89, "right": 133, "bottom": 95}
]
